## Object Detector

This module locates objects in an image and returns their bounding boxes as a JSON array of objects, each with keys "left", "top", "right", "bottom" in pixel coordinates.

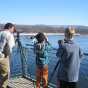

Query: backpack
[{"left": 35, "top": 42, "right": 46, "bottom": 58}]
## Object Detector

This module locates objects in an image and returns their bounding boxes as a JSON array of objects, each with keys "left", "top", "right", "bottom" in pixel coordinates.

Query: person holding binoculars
[{"left": 56, "top": 27, "right": 83, "bottom": 88}]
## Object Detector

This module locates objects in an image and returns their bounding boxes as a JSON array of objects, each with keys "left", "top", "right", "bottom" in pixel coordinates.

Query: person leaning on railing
[
  {"left": 34, "top": 32, "right": 52, "bottom": 88},
  {"left": 56, "top": 27, "right": 83, "bottom": 88},
  {"left": 0, "top": 23, "right": 16, "bottom": 88}
]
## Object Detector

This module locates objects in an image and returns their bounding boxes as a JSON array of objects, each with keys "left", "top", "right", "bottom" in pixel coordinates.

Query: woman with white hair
[{"left": 56, "top": 27, "right": 83, "bottom": 88}]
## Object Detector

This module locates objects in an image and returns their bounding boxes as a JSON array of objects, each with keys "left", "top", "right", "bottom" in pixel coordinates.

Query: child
[{"left": 34, "top": 32, "right": 50, "bottom": 88}]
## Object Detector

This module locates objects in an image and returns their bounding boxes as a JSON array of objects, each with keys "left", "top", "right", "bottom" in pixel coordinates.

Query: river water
[{"left": 11, "top": 35, "right": 88, "bottom": 88}]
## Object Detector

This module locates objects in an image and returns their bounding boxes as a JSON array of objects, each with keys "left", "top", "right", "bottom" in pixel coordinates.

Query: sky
[{"left": 0, "top": 0, "right": 88, "bottom": 26}]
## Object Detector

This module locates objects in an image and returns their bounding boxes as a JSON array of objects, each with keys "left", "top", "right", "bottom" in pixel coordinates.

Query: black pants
[{"left": 60, "top": 80, "right": 77, "bottom": 88}]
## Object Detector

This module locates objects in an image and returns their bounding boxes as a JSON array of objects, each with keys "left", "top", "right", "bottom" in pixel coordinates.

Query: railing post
[{"left": 16, "top": 32, "right": 28, "bottom": 78}]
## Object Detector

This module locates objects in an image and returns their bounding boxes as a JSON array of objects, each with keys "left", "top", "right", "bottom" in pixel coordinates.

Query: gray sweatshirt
[{"left": 56, "top": 39, "right": 83, "bottom": 82}]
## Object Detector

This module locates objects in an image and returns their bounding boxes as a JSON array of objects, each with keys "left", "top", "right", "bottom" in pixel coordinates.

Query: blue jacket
[
  {"left": 34, "top": 42, "right": 51, "bottom": 68},
  {"left": 56, "top": 40, "right": 83, "bottom": 82}
]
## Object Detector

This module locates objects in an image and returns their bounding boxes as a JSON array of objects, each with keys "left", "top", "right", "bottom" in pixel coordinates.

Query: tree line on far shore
[{"left": 0, "top": 24, "right": 88, "bottom": 34}]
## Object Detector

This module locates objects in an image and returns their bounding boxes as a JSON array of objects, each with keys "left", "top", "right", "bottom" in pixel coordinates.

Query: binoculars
[{"left": 58, "top": 40, "right": 64, "bottom": 46}]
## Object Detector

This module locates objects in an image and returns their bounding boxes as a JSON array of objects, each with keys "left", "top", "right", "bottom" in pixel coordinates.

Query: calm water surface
[{"left": 11, "top": 35, "right": 88, "bottom": 88}]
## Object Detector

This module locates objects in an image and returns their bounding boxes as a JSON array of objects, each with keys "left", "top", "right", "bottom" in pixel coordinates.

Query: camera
[
  {"left": 30, "top": 36, "right": 35, "bottom": 39},
  {"left": 58, "top": 40, "right": 64, "bottom": 46}
]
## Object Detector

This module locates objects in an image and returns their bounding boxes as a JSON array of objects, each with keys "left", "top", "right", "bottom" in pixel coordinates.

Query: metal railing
[{"left": 10, "top": 40, "right": 88, "bottom": 88}]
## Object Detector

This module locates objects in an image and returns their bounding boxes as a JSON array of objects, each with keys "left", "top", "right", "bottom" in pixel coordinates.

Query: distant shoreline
[{"left": 18, "top": 33, "right": 80, "bottom": 36}]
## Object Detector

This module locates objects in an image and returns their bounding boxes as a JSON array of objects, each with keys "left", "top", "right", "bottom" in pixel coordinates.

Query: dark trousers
[{"left": 57, "top": 80, "right": 77, "bottom": 88}]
